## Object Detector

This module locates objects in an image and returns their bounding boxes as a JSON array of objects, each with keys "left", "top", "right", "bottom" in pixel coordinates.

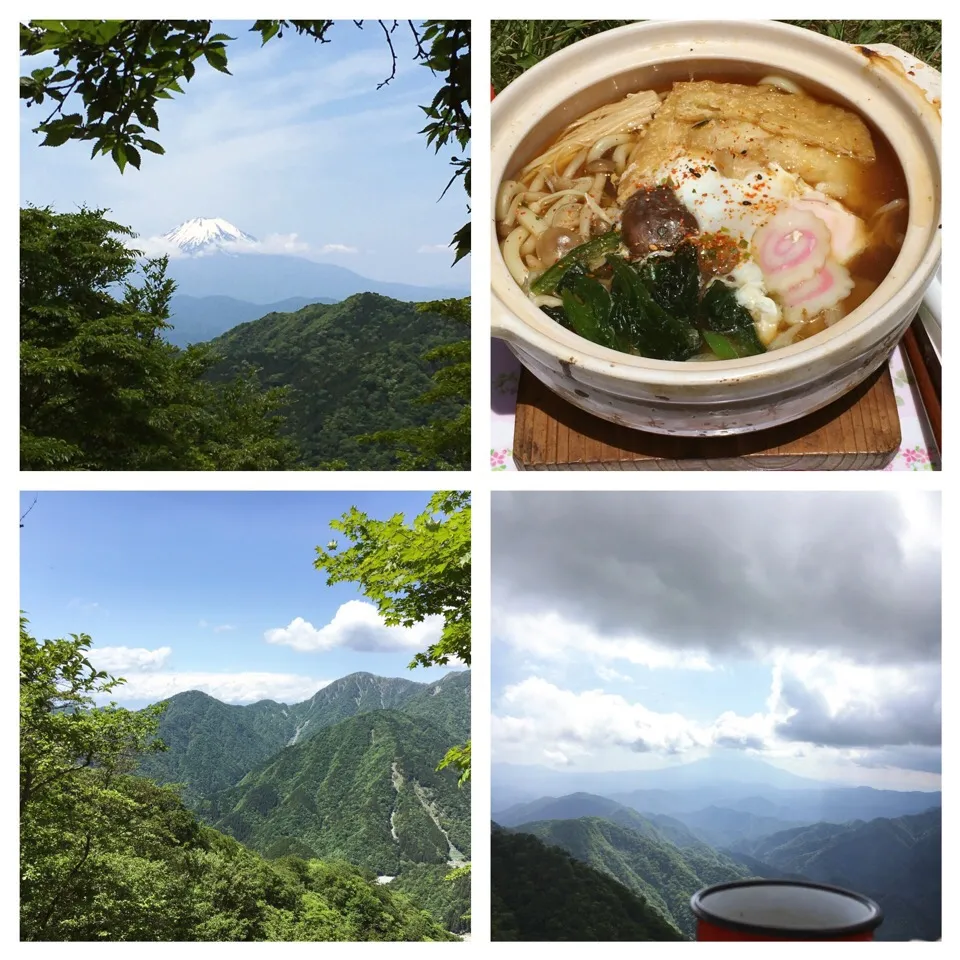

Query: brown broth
[{"left": 506, "top": 67, "right": 910, "bottom": 347}]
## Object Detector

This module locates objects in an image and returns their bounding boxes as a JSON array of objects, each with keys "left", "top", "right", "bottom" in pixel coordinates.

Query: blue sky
[
  {"left": 20, "top": 20, "right": 468, "bottom": 288},
  {"left": 20, "top": 490, "right": 459, "bottom": 707},
  {"left": 492, "top": 492, "right": 941, "bottom": 791}
]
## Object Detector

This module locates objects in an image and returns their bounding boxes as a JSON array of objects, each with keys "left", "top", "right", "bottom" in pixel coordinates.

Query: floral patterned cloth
[{"left": 490, "top": 338, "right": 940, "bottom": 471}]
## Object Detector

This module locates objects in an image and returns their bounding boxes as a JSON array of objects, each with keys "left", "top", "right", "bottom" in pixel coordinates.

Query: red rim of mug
[{"left": 691, "top": 879, "right": 883, "bottom": 940}]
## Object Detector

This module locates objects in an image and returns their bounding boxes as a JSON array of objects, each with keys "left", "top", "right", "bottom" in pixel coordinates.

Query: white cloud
[
  {"left": 227, "top": 233, "right": 311, "bottom": 256},
  {"left": 417, "top": 243, "right": 451, "bottom": 254},
  {"left": 493, "top": 677, "right": 712, "bottom": 764},
  {"left": 492, "top": 651, "right": 940, "bottom": 770},
  {"left": 495, "top": 610, "right": 713, "bottom": 672},
  {"left": 132, "top": 236, "right": 187, "bottom": 259},
  {"left": 596, "top": 665, "right": 633, "bottom": 683},
  {"left": 212, "top": 624, "right": 236, "bottom": 634},
  {"left": 92, "top": 646, "right": 172, "bottom": 672},
  {"left": 265, "top": 600, "right": 442, "bottom": 654},
  {"left": 131, "top": 233, "right": 357, "bottom": 262},
  {"left": 94, "top": 672, "right": 330, "bottom": 706}
]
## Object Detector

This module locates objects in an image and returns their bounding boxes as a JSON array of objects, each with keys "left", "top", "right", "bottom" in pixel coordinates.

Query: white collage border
[{"left": 8, "top": 1, "right": 954, "bottom": 954}]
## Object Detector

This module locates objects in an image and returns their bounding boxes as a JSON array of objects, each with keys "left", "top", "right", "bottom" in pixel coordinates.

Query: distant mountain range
[
  {"left": 490, "top": 785, "right": 941, "bottom": 941},
  {"left": 154, "top": 217, "right": 466, "bottom": 305},
  {"left": 492, "top": 754, "right": 823, "bottom": 808}
]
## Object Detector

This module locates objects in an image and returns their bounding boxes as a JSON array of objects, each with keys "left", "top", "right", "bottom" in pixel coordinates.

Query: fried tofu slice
[{"left": 619, "top": 81, "right": 876, "bottom": 206}]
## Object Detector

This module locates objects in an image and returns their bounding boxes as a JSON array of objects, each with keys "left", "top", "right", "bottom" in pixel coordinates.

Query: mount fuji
[
  {"left": 157, "top": 217, "right": 467, "bottom": 345},
  {"left": 162, "top": 217, "right": 258, "bottom": 255}
]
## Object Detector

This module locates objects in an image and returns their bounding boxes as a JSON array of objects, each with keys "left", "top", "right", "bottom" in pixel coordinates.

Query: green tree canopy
[
  {"left": 20, "top": 205, "right": 299, "bottom": 470},
  {"left": 361, "top": 297, "right": 470, "bottom": 470},
  {"left": 314, "top": 491, "right": 470, "bottom": 783}
]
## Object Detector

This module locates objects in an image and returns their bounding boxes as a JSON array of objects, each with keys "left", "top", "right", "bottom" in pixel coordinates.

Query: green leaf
[
  {"left": 557, "top": 272, "right": 617, "bottom": 350},
  {"left": 530, "top": 230, "right": 621, "bottom": 296},
  {"left": 260, "top": 23, "right": 281, "bottom": 45},
  {"left": 140, "top": 139, "right": 164, "bottom": 155},
  {"left": 698, "top": 280, "right": 766, "bottom": 356},
  {"left": 203, "top": 48, "right": 231, "bottom": 75},
  {"left": 125, "top": 145, "right": 142, "bottom": 170},
  {"left": 95, "top": 21, "right": 124, "bottom": 44},
  {"left": 39, "top": 125, "right": 73, "bottom": 147},
  {"left": 608, "top": 257, "right": 702, "bottom": 361},
  {"left": 111, "top": 142, "right": 127, "bottom": 173},
  {"left": 701, "top": 330, "right": 741, "bottom": 360}
]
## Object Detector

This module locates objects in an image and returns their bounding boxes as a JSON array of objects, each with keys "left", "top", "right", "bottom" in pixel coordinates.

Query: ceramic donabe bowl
[{"left": 491, "top": 21, "right": 941, "bottom": 436}]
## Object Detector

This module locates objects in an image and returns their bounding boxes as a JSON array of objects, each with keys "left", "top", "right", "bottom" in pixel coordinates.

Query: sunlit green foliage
[
  {"left": 316, "top": 491, "right": 471, "bottom": 783},
  {"left": 391, "top": 863, "right": 470, "bottom": 933},
  {"left": 20, "top": 206, "right": 299, "bottom": 470}
]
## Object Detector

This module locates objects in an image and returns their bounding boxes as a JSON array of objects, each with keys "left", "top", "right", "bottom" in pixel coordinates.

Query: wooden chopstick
[{"left": 901, "top": 317, "right": 941, "bottom": 456}]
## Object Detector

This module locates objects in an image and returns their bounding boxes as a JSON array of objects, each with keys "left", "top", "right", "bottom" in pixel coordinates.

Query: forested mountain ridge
[
  {"left": 20, "top": 621, "right": 463, "bottom": 942},
  {"left": 731, "top": 808, "right": 941, "bottom": 941},
  {"left": 491, "top": 825, "right": 684, "bottom": 941},
  {"left": 518, "top": 815, "right": 750, "bottom": 938},
  {"left": 165, "top": 294, "right": 338, "bottom": 347},
  {"left": 204, "top": 293, "right": 465, "bottom": 469},
  {"left": 208, "top": 709, "right": 470, "bottom": 875},
  {"left": 138, "top": 670, "right": 469, "bottom": 800}
]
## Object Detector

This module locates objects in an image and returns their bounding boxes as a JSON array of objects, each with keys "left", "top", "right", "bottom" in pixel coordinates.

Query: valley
[{"left": 491, "top": 759, "right": 941, "bottom": 941}]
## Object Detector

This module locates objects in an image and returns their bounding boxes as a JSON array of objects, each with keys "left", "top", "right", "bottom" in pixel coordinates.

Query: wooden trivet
[{"left": 514, "top": 364, "right": 900, "bottom": 470}]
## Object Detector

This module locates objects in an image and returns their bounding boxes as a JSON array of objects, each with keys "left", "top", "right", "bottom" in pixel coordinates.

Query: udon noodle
[{"left": 497, "top": 77, "right": 909, "bottom": 361}]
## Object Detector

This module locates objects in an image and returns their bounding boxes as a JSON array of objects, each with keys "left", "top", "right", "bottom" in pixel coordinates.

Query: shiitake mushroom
[{"left": 621, "top": 185, "right": 699, "bottom": 257}]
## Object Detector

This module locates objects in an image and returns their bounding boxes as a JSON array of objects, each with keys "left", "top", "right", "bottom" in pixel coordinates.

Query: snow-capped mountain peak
[{"left": 161, "top": 217, "right": 258, "bottom": 254}]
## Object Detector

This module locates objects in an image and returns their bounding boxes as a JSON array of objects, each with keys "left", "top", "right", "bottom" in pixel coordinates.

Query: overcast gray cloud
[
  {"left": 775, "top": 664, "right": 941, "bottom": 748},
  {"left": 853, "top": 745, "right": 942, "bottom": 775},
  {"left": 492, "top": 492, "right": 941, "bottom": 783},
  {"left": 492, "top": 492, "right": 940, "bottom": 665}
]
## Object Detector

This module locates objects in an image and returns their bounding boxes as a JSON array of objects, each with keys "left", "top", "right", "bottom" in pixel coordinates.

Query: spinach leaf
[
  {"left": 701, "top": 330, "right": 741, "bottom": 360},
  {"left": 608, "top": 257, "right": 701, "bottom": 361},
  {"left": 540, "top": 304, "right": 570, "bottom": 328},
  {"left": 557, "top": 271, "right": 616, "bottom": 350},
  {"left": 638, "top": 243, "right": 701, "bottom": 321},
  {"left": 530, "top": 230, "right": 621, "bottom": 296},
  {"left": 699, "top": 280, "right": 766, "bottom": 357}
]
